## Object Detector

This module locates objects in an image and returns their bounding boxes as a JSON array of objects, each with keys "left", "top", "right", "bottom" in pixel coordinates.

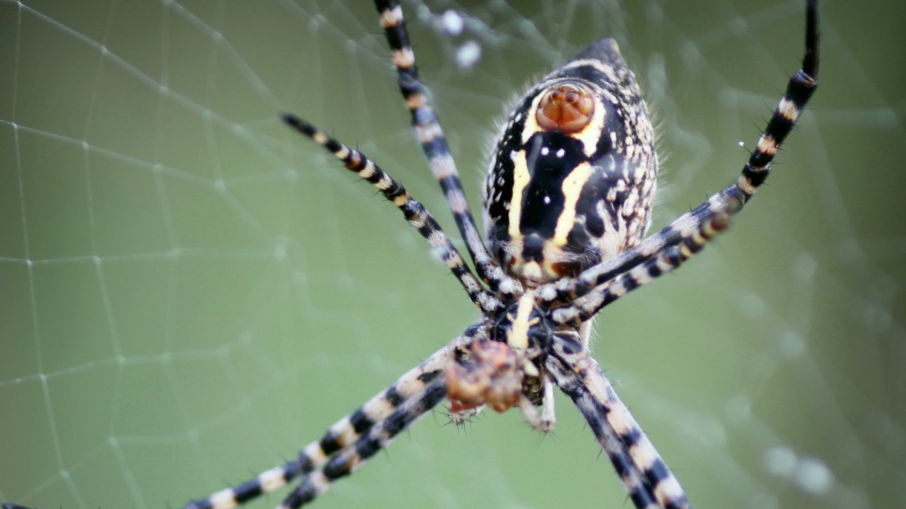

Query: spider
[{"left": 184, "top": 1, "right": 818, "bottom": 508}]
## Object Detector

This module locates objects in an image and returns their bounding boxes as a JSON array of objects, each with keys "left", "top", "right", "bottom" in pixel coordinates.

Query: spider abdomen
[{"left": 484, "top": 38, "right": 657, "bottom": 284}]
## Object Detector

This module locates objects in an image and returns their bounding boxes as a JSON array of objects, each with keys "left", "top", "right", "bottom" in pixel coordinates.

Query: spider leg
[
  {"left": 546, "top": 336, "right": 689, "bottom": 509},
  {"left": 373, "top": 0, "right": 520, "bottom": 298},
  {"left": 277, "top": 377, "right": 448, "bottom": 509},
  {"left": 540, "top": 377, "right": 557, "bottom": 430},
  {"left": 184, "top": 328, "right": 478, "bottom": 509},
  {"left": 539, "top": 197, "right": 737, "bottom": 305},
  {"left": 282, "top": 114, "right": 501, "bottom": 314},
  {"left": 517, "top": 377, "right": 556, "bottom": 433},
  {"left": 540, "top": 0, "right": 818, "bottom": 306},
  {"left": 552, "top": 213, "right": 730, "bottom": 324}
]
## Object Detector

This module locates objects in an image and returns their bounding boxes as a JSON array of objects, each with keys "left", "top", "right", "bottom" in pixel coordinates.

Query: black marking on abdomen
[
  {"left": 522, "top": 235, "right": 545, "bottom": 262},
  {"left": 519, "top": 132, "right": 587, "bottom": 239}
]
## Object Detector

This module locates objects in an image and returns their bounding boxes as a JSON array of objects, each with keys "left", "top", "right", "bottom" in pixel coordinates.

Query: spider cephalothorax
[
  {"left": 184, "top": 1, "right": 818, "bottom": 508},
  {"left": 445, "top": 293, "right": 572, "bottom": 421}
]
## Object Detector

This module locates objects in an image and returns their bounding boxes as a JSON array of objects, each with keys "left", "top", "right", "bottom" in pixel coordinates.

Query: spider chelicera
[{"left": 184, "top": 1, "right": 819, "bottom": 508}]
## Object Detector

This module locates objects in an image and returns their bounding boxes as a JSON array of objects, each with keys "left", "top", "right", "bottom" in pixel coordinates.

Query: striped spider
[{"left": 186, "top": 1, "right": 818, "bottom": 508}]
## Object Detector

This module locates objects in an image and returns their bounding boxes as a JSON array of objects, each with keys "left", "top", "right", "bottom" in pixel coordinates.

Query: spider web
[{"left": 1, "top": 1, "right": 904, "bottom": 508}]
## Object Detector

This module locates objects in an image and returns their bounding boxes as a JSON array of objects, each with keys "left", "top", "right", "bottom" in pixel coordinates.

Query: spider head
[
  {"left": 447, "top": 296, "right": 571, "bottom": 415},
  {"left": 483, "top": 38, "right": 657, "bottom": 285}
]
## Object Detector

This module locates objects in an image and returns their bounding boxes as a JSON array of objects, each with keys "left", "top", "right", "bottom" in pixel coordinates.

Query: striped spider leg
[
  {"left": 184, "top": 0, "right": 818, "bottom": 508},
  {"left": 376, "top": 0, "right": 520, "bottom": 298},
  {"left": 185, "top": 323, "right": 481, "bottom": 509}
]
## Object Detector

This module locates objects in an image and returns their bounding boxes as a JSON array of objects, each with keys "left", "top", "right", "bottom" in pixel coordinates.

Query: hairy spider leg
[
  {"left": 374, "top": 0, "right": 520, "bottom": 298},
  {"left": 546, "top": 336, "right": 689, "bottom": 509},
  {"left": 282, "top": 114, "right": 502, "bottom": 314},
  {"left": 278, "top": 378, "right": 448, "bottom": 509},
  {"left": 184, "top": 331, "right": 476, "bottom": 509},
  {"left": 553, "top": 213, "right": 731, "bottom": 324}
]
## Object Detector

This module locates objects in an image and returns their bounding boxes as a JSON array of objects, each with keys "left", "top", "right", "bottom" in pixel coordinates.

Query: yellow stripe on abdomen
[
  {"left": 507, "top": 150, "right": 530, "bottom": 240},
  {"left": 552, "top": 161, "right": 593, "bottom": 246}
]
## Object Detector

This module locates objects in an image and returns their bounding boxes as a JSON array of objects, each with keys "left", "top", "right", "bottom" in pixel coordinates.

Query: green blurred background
[{"left": 1, "top": 1, "right": 904, "bottom": 508}]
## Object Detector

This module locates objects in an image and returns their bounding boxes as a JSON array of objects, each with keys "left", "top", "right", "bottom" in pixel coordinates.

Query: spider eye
[{"left": 535, "top": 82, "right": 595, "bottom": 134}]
